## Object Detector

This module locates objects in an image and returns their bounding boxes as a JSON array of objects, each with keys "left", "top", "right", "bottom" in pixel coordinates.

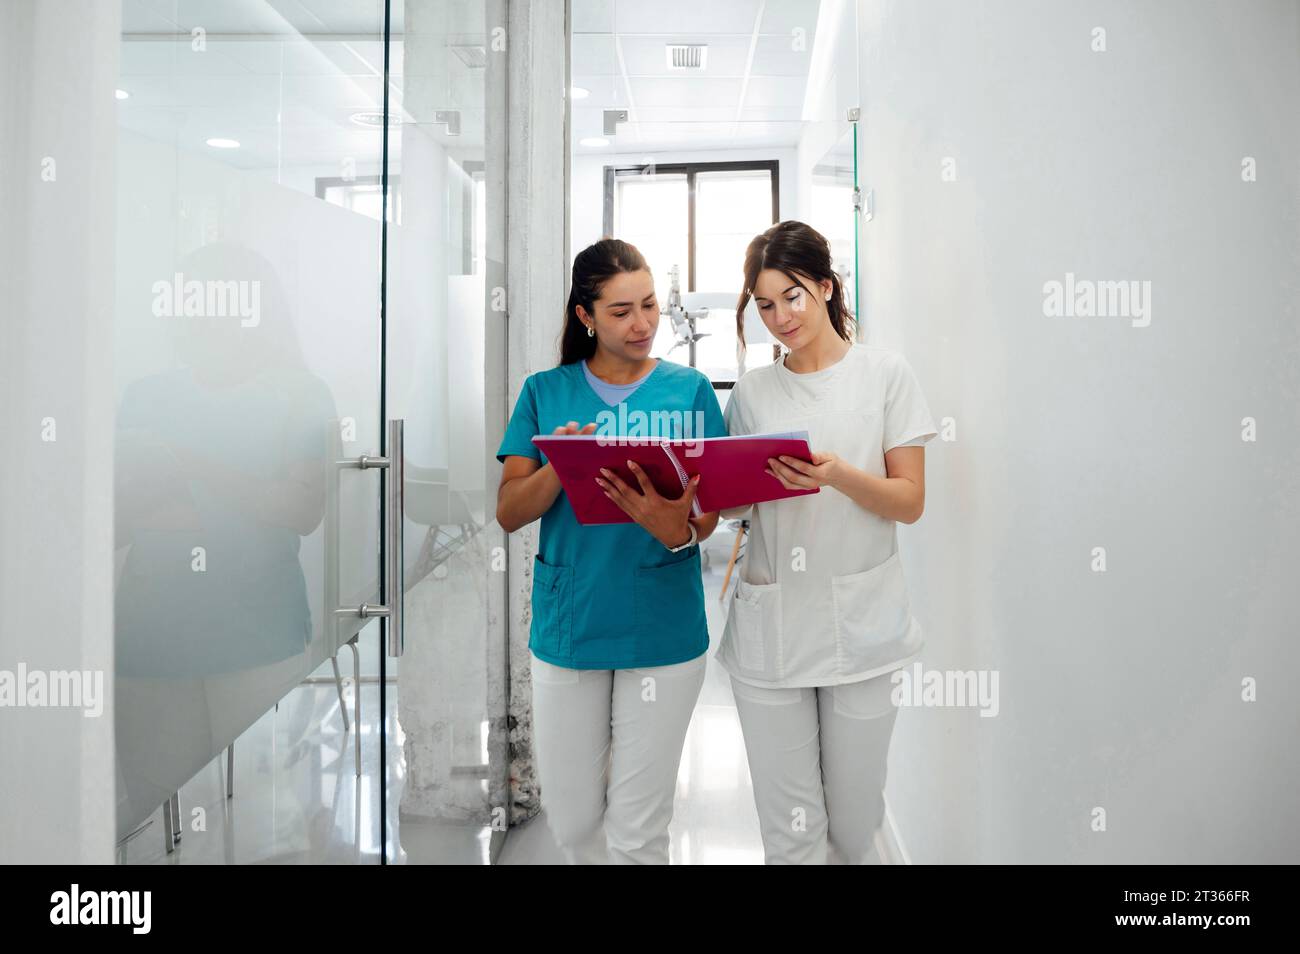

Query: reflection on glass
[
  {"left": 114, "top": 0, "right": 385, "bottom": 860},
  {"left": 809, "top": 124, "right": 857, "bottom": 319}
]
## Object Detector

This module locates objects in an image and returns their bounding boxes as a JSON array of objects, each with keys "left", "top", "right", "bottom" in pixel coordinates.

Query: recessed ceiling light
[
  {"left": 115, "top": 88, "right": 129, "bottom": 100},
  {"left": 570, "top": 86, "right": 589, "bottom": 100},
  {"left": 205, "top": 138, "right": 240, "bottom": 149},
  {"left": 579, "top": 136, "right": 609, "bottom": 147}
]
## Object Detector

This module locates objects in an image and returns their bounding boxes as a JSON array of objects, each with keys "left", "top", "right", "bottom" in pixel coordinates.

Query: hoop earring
[{"left": 586, "top": 325, "right": 594, "bottom": 337}]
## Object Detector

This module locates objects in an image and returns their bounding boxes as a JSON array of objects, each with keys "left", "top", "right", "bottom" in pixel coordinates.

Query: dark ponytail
[
  {"left": 735, "top": 220, "right": 855, "bottom": 353},
  {"left": 560, "top": 238, "right": 650, "bottom": 365}
]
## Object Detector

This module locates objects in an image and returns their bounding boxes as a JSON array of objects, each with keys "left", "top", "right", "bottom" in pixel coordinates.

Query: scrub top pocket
[
  {"left": 632, "top": 551, "right": 707, "bottom": 660},
  {"left": 728, "top": 577, "right": 783, "bottom": 680},
  {"left": 830, "top": 552, "right": 911, "bottom": 673},
  {"left": 531, "top": 554, "right": 574, "bottom": 659}
]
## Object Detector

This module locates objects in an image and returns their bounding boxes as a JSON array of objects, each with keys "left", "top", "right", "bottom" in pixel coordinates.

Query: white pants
[
  {"left": 530, "top": 651, "right": 707, "bottom": 864},
  {"left": 729, "top": 670, "right": 899, "bottom": 864}
]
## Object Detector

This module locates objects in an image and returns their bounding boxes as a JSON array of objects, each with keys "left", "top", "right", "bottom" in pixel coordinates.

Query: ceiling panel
[
  {"left": 618, "top": 35, "right": 753, "bottom": 78},
  {"left": 122, "top": 0, "right": 183, "bottom": 33},
  {"left": 122, "top": 0, "right": 392, "bottom": 36},
  {"left": 738, "top": 105, "right": 804, "bottom": 122},
  {"left": 740, "top": 74, "right": 809, "bottom": 109},
  {"left": 758, "top": 0, "right": 824, "bottom": 36},
  {"left": 631, "top": 106, "right": 738, "bottom": 124},
  {"left": 571, "top": 76, "right": 631, "bottom": 106},
  {"left": 572, "top": 0, "right": 826, "bottom": 156},
  {"left": 571, "top": 0, "right": 616, "bottom": 35},
  {"left": 749, "top": 35, "right": 815, "bottom": 76},
  {"left": 210, "top": 39, "right": 383, "bottom": 76},
  {"left": 627, "top": 76, "right": 744, "bottom": 108},
  {"left": 120, "top": 39, "right": 253, "bottom": 77},
  {"left": 571, "top": 33, "right": 620, "bottom": 75},
  {"left": 611, "top": 0, "right": 763, "bottom": 36}
]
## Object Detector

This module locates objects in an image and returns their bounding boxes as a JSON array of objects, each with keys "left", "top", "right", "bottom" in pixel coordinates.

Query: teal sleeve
[
  {"left": 697, "top": 374, "right": 728, "bottom": 438},
  {"left": 497, "top": 375, "right": 542, "bottom": 462}
]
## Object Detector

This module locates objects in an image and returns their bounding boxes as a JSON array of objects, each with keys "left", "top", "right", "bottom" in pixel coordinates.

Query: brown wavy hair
[{"left": 736, "top": 220, "right": 855, "bottom": 351}]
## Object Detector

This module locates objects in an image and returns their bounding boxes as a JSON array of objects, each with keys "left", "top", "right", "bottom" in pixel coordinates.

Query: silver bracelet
[{"left": 665, "top": 521, "right": 698, "bottom": 552}]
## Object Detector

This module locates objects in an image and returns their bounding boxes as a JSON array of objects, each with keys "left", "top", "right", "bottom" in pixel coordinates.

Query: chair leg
[
  {"left": 331, "top": 654, "right": 350, "bottom": 732},
  {"left": 170, "top": 791, "right": 182, "bottom": 844},
  {"left": 162, "top": 798, "right": 174, "bottom": 855},
  {"left": 720, "top": 523, "right": 745, "bottom": 599}
]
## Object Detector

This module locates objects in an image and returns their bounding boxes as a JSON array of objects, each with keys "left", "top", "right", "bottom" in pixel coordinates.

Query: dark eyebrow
[
  {"left": 754, "top": 284, "right": 801, "bottom": 302},
  {"left": 607, "top": 294, "right": 656, "bottom": 307}
]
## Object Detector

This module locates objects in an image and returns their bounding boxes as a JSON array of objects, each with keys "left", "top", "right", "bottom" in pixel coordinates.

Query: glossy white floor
[{"left": 118, "top": 527, "right": 884, "bottom": 864}]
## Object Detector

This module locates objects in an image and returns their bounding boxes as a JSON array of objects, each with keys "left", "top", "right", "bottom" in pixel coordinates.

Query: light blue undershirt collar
[{"left": 582, "top": 358, "right": 657, "bottom": 406}]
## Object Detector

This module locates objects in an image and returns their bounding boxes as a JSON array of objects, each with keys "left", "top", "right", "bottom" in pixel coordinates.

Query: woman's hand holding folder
[{"left": 595, "top": 460, "right": 702, "bottom": 549}]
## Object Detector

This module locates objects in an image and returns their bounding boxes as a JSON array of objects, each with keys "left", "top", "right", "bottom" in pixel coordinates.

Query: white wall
[
  {"left": 859, "top": 0, "right": 1300, "bottom": 863},
  {"left": 0, "top": 0, "right": 119, "bottom": 864}
]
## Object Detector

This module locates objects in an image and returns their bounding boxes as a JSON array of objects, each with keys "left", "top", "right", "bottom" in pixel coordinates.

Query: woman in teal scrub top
[{"left": 496, "top": 238, "right": 726, "bottom": 863}]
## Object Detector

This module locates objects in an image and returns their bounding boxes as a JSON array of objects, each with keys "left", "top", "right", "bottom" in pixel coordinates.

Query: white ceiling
[
  {"left": 122, "top": 0, "right": 395, "bottom": 37},
  {"left": 571, "top": 0, "right": 824, "bottom": 154},
  {"left": 116, "top": 0, "right": 486, "bottom": 173},
  {"left": 116, "top": 0, "right": 830, "bottom": 172}
]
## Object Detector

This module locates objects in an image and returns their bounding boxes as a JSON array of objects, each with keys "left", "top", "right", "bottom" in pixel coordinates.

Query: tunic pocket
[
  {"left": 830, "top": 552, "right": 912, "bottom": 671},
  {"left": 632, "top": 550, "right": 707, "bottom": 658},
  {"left": 728, "top": 577, "right": 783, "bottom": 679},
  {"left": 531, "top": 554, "right": 574, "bottom": 658}
]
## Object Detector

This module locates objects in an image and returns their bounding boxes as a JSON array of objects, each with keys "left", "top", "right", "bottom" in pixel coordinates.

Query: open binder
[{"left": 531, "top": 431, "right": 820, "bottom": 525}]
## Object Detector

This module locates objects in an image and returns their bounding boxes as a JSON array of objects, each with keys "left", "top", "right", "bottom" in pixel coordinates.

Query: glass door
[
  {"left": 114, "top": 0, "right": 389, "bottom": 863},
  {"left": 381, "top": 0, "right": 508, "bottom": 865},
  {"left": 113, "top": 0, "right": 506, "bottom": 867}
]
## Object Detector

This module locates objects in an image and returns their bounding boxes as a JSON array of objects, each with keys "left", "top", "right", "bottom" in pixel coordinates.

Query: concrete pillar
[{"left": 504, "top": 0, "right": 569, "bottom": 823}]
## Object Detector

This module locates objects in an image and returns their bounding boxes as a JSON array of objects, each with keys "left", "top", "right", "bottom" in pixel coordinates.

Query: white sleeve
[
  {"left": 722, "top": 377, "right": 752, "bottom": 436},
  {"left": 882, "top": 352, "right": 938, "bottom": 452}
]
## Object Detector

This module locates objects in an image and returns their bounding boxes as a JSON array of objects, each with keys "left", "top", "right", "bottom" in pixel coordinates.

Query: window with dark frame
[
  {"left": 603, "top": 160, "right": 781, "bottom": 387},
  {"left": 602, "top": 160, "right": 778, "bottom": 293}
]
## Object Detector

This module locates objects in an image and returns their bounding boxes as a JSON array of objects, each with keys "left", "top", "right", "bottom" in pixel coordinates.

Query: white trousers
[
  {"left": 530, "top": 651, "right": 707, "bottom": 864},
  {"left": 729, "top": 669, "right": 899, "bottom": 864}
]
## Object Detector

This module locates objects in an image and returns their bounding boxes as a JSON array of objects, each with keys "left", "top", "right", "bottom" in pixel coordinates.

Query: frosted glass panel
[{"left": 114, "top": 0, "right": 386, "bottom": 857}]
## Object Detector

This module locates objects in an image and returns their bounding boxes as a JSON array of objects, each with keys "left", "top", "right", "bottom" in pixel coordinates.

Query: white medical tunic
[{"left": 718, "top": 343, "right": 938, "bottom": 688}]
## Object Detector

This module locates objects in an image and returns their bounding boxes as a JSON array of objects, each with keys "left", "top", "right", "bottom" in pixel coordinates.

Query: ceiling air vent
[{"left": 665, "top": 44, "right": 708, "bottom": 70}]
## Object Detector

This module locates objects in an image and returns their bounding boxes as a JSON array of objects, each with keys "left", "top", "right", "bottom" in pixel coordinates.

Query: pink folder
[{"left": 531, "top": 431, "right": 820, "bottom": 525}]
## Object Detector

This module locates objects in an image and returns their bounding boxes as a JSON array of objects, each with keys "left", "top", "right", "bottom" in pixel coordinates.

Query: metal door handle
[
  {"left": 334, "top": 419, "right": 404, "bottom": 657},
  {"left": 385, "top": 419, "right": 404, "bottom": 657}
]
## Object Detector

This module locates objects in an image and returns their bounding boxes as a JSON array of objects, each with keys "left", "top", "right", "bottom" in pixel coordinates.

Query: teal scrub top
[{"left": 496, "top": 358, "right": 727, "bottom": 669}]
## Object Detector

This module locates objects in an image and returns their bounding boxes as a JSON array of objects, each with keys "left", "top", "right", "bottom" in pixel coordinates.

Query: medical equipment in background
[{"left": 661, "top": 264, "right": 710, "bottom": 366}]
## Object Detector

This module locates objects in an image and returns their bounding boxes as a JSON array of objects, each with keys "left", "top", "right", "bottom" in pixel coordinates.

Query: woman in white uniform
[{"left": 718, "top": 220, "right": 938, "bottom": 864}]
